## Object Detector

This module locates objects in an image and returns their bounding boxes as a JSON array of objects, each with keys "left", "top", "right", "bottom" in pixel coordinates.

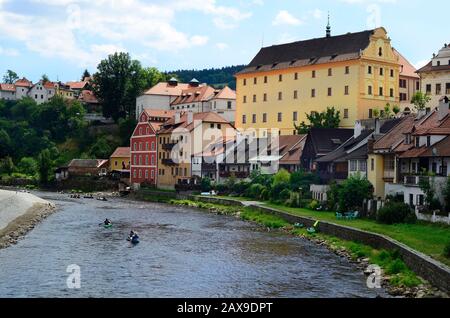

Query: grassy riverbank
[{"left": 157, "top": 198, "right": 433, "bottom": 294}]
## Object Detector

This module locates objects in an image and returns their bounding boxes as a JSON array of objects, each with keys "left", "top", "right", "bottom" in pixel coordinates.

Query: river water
[{"left": 0, "top": 192, "right": 385, "bottom": 298}]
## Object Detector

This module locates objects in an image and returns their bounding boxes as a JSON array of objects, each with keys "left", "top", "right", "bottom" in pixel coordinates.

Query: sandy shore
[{"left": 0, "top": 190, "right": 56, "bottom": 249}]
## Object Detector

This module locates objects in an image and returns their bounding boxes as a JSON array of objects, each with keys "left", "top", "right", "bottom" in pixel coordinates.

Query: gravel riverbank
[{"left": 0, "top": 190, "right": 56, "bottom": 249}]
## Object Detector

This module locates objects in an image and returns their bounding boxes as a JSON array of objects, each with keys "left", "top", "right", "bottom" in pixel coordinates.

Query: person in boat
[
  {"left": 104, "top": 218, "right": 112, "bottom": 226},
  {"left": 129, "top": 230, "right": 135, "bottom": 239}
]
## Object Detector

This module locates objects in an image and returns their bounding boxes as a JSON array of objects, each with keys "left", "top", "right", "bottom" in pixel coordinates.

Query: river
[{"left": 0, "top": 192, "right": 386, "bottom": 298}]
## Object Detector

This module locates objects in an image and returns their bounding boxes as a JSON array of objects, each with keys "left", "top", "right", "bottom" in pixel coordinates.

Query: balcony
[
  {"left": 162, "top": 143, "right": 177, "bottom": 151},
  {"left": 317, "top": 171, "right": 348, "bottom": 183},
  {"left": 383, "top": 170, "right": 395, "bottom": 181},
  {"left": 219, "top": 171, "right": 249, "bottom": 179},
  {"left": 161, "top": 158, "right": 176, "bottom": 166},
  {"left": 402, "top": 175, "right": 447, "bottom": 186}
]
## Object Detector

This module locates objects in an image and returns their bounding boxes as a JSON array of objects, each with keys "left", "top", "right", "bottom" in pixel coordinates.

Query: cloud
[
  {"left": 216, "top": 43, "right": 229, "bottom": 50},
  {"left": 414, "top": 59, "right": 429, "bottom": 70},
  {"left": 0, "top": 0, "right": 250, "bottom": 67},
  {"left": 340, "top": 0, "right": 397, "bottom": 4},
  {"left": 0, "top": 46, "right": 19, "bottom": 57},
  {"left": 272, "top": 10, "right": 302, "bottom": 26}
]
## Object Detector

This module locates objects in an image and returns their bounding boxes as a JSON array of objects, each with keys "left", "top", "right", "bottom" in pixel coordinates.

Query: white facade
[
  {"left": 0, "top": 89, "right": 16, "bottom": 101},
  {"left": 209, "top": 98, "right": 236, "bottom": 123},
  {"left": 28, "top": 81, "right": 55, "bottom": 104},
  {"left": 136, "top": 94, "right": 176, "bottom": 118},
  {"left": 15, "top": 86, "right": 30, "bottom": 100}
]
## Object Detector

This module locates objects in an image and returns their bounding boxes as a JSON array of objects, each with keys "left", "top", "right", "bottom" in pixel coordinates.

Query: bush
[
  {"left": 233, "top": 181, "right": 250, "bottom": 196},
  {"left": 214, "top": 183, "right": 229, "bottom": 195},
  {"left": 285, "top": 191, "right": 301, "bottom": 207},
  {"left": 247, "top": 183, "right": 266, "bottom": 199},
  {"left": 273, "top": 169, "right": 290, "bottom": 186},
  {"left": 308, "top": 200, "right": 319, "bottom": 210},
  {"left": 338, "top": 174, "right": 373, "bottom": 212},
  {"left": 201, "top": 177, "right": 212, "bottom": 192},
  {"left": 377, "top": 202, "right": 416, "bottom": 225},
  {"left": 279, "top": 189, "right": 291, "bottom": 202},
  {"left": 17, "top": 157, "right": 38, "bottom": 176},
  {"left": 270, "top": 181, "right": 290, "bottom": 202},
  {"left": 444, "top": 242, "right": 450, "bottom": 259}
]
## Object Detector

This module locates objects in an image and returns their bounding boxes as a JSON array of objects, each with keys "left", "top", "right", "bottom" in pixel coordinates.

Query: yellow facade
[
  {"left": 110, "top": 157, "right": 130, "bottom": 171},
  {"left": 236, "top": 28, "right": 400, "bottom": 135},
  {"left": 367, "top": 154, "right": 385, "bottom": 199}
]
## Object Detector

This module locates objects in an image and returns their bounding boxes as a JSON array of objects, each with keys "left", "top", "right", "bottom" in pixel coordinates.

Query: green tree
[
  {"left": 443, "top": 177, "right": 450, "bottom": 212},
  {"left": 142, "top": 67, "right": 167, "bottom": 90},
  {"left": 118, "top": 117, "right": 137, "bottom": 145},
  {"left": 3, "top": 70, "right": 19, "bottom": 84},
  {"left": 0, "top": 156, "right": 14, "bottom": 175},
  {"left": 411, "top": 91, "right": 431, "bottom": 111},
  {"left": 0, "top": 129, "right": 12, "bottom": 157},
  {"left": 273, "top": 169, "right": 291, "bottom": 186},
  {"left": 81, "top": 69, "right": 91, "bottom": 81},
  {"left": 89, "top": 137, "right": 113, "bottom": 159},
  {"left": 295, "top": 107, "right": 341, "bottom": 134},
  {"left": 392, "top": 105, "right": 401, "bottom": 115},
  {"left": 17, "top": 157, "right": 38, "bottom": 176},
  {"left": 37, "top": 149, "right": 52, "bottom": 184},
  {"left": 338, "top": 173, "right": 373, "bottom": 212},
  {"left": 93, "top": 52, "right": 146, "bottom": 120},
  {"left": 41, "top": 74, "right": 50, "bottom": 83}
]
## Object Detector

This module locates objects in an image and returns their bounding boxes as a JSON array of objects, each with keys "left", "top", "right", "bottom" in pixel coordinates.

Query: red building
[{"left": 130, "top": 109, "right": 175, "bottom": 188}]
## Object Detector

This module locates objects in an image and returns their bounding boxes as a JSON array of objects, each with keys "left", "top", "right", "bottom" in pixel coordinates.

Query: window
[
  {"left": 252, "top": 114, "right": 256, "bottom": 123},
  {"left": 278, "top": 92, "right": 282, "bottom": 100},
  {"left": 399, "top": 79, "right": 407, "bottom": 88},
  {"left": 426, "top": 84, "right": 432, "bottom": 94},
  {"left": 328, "top": 68, "right": 332, "bottom": 76},
  {"left": 379, "top": 87, "right": 383, "bottom": 96},
  {"left": 400, "top": 93, "right": 407, "bottom": 101},
  {"left": 390, "top": 69, "right": 394, "bottom": 77},
  {"left": 151, "top": 142, "right": 155, "bottom": 150},
  {"left": 254, "top": 77, "right": 257, "bottom": 85},
  {"left": 378, "top": 47, "right": 383, "bottom": 57},
  {"left": 368, "top": 66, "right": 372, "bottom": 74},
  {"left": 253, "top": 95, "right": 257, "bottom": 103},
  {"left": 344, "top": 109, "right": 349, "bottom": 119},
  {"left": 436, "top": 84, "right": 442, "bottom": 95},
  {"left": 415, "top": 137, "right": 420, "bottom": 148},
  {"left": 380, "top": 68, "right": 384, "bottom": 76},
  {"left": 405, "top": 134, "right": 411, "bottom": 144},
  {"left": 345, "top": 66, "right": 350, "bottom": 74},
  {"left": 390, "top": 88, "right": 394, "bottom": 98},
  {"left": 311, "top": 89, "right": 316, "bottom": 98},
  {"left": 293, "top": 90, "right": 298, "bottom": 99},
  {"left": 263, "top": 93, "right": 267, "bottom": 102},
  {"left": 243, "top": 79, "right": 247, "bottom": 86},
  {"left": 446, "top": 83, "right": 450, "bottom": 94},
  {"left": 350, "top": 160, "right": 358, "bottom": 172},
  {"left": 369, "top": 109, "right": 373, "bottom": 119},
  {"left": 360, "top": 160, "right": 367, "bottom": 172},
  {"left": 139, "top": 143, "right": 142, "bottom": 151},
  {"left": 277, "top": 112, "right": 282, "bottom": 122},
  {"left": 293, "top": 111, "right": 298, "bottom": 121},
  {"left": 417, "top": 81, "right": 421, "bottom": 91},
  {"left": 210, "top": 123, "right": 215, "bottom": 129},
  {"left": 427, "top": 136, "right": 431, "bottom": 147},
  {"left": 264, "top": 76, "right": 268, "bottom": 83},
  {"left": 327, "top": 87, "right": 332, "bottom": 96},
  {"left": 263, "top": 113, "right": 267, "bottom": 123},
  {"left": 294, "top": 73, "right": 298, "bottom": 80},
  {"left": 368, "top": 86, "right": 373, "bottom": 95},
  {"left": 344, "top": 86, "right": 349, "bottom": 95},
  {"left": 145, "top": 142, "right": 149, "bottom": 150},
  {"left": 227, "top": 101, "right": 232, "bottom": 109},
  {"left": 312, "top": 70, "right": 316, "bottom": 78},
  {"left": 371, "top": 158, "right": 375, "bottom": 171},
  {"left": 279, "top": 74, "right": 283, "bottom": 82},
  {"left": 242, "top": 115, "right": 246, "bottom": 124},
  {"left": 134, "top": 142, "right": 137, "bottom": 151},
  {"left": 243, "top": 96, "right": 247, "bottom": 103}
]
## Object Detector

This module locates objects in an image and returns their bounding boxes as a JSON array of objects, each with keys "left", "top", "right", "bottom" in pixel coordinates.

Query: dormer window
[
  {"left": 427, "top": 136, "right": 431, "bottom": 147},
  {"left": 415, "top": 137, "right": 420, "bottom": 148},
  {"left": 405, "top": 134, "right": 411, "bottom": 144}
]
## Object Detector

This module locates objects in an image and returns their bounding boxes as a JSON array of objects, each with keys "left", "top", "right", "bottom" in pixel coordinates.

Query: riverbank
[
  {"left": 0, "top": 189, "right": 56, "bottom": 249},
  {"left": 132, "top": 192, "right": 448, "bottom": 298}
]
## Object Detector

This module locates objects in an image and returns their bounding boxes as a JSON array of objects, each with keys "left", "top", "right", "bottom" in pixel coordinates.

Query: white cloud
[
  {"left": 272, "top": 10, "right": 302, "bottom": 26},
  {"left": 414, "top": 59, "right": 429, "bottom": 70},
  {"left": 277, "top": 33, "right": 297, "bottom": 44},
  {"left": 0, "top": 46, "right": 19, "bottom": 57},
  {"left": 216, "top": 43, "right": 229, "bottom": 50},
  {"left": 340, "top": 0, "right": 397, "bottom": 4},
  {"left": 311, "top": 9, "right": 324, "bottom": 19},
  {"left": 0, "top": 0, "right": 250, "bottom": 67}
]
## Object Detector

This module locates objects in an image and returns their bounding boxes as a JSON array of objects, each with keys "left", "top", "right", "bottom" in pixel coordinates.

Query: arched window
[{"left": 378, "top": 47, "right": 383, "bottom": 57}]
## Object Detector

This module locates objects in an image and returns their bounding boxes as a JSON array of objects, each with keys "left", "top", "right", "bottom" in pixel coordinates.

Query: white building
[
  {"left": 28, "top": 81, "right": 56, "bottom": 104},
  {"left": 14, "top": 78, "right": 33, "bottom": 100},
  {"left": 417, "top": 43, "right": 450, "bottom": 108},
  {"left": 207, "top": 86, "right": 236, "bottom": 124},
  {"left": 0, "top": 84, "right": 16, "bottom": 101}
]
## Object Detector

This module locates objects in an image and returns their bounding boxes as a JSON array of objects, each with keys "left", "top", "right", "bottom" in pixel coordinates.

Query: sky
[{"left": 0, "top": 0, "right": 448, "bottom": 83}]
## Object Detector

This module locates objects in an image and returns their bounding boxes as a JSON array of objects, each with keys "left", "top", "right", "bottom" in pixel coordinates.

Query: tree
[
  {"left": 81, "top": 69, "right": 91, "bottom": 81},
  {"left": 295, "top": 107, "right": 341, "bottom": 134},
  {"left": 142, "top": 67, "right": 167, "bottom": 90},
  {"left": 0, "top": 156, "right": 14, "bottom": 175},
  {"left": 411, "top": 92, "right": 431, "bottom": 112},
  {"left": 0, "top": 129, "right": 12, "bottom": 157},
  {"left": 93, "top": 52, "right": 147, "bottom": 121},
  {"left": 37, "top": 149, "right": 52, "bottom": 184},
  {"left": 89, "top": 137, "right": 113, "bottom": 159},
  {"left": 338, "top": 173, "right": 373, "bottom": 212},
  {"left": 443, "top": 177, "right": 450, "bottom": 212},
  {"left": 118, "top": 117, "right": 137, "bottom": 146},
  {"left": 392, "top": 105, "right": 401, "bottom": 115},
  {"left": 18, "top": 157, "right": 38, "bottom": 176},
  {"left": 41, "top": 74, "right": 50, "bottom": 83},
  {"left": 273, "top": 169, "right": 291, "bottom": 186},
  {"left": 3, "top": 70, "right": 19, "bottom": 84}
]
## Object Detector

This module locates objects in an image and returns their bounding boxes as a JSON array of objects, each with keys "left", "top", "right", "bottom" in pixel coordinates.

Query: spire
[{"left": 326, "top": 12, "right": 331, "bottom": 38}]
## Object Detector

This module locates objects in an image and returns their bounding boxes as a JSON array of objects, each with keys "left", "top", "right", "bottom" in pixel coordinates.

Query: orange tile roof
[
  {"left": 79, "top": 90, "right": 99, "bottom": 104},
  {"left": 110, "top": 147, "right": 130, "bottom": 158},
  {"left": 209, "top": 86, "right": 236, "bottom": 100},
  {"left": 393, "top": 48, "right": 419, "bottom": 79},
  {"left": 44, "top": 82, "right": 56, "bottom": 89},
  {"left": 144, "top": 109, "right": 176, "bottom": 119},
  {"left": 374, "top": 115, "right": 415, "bottom": 151},
  {"left": 143, "top": 82, "right": 193, "bottom": 96},
  {"left": 67, "top": 81, "right": 88, "bottom": 90},
  {"left": 170, "top": 86, "right": 216, "bottom": 106},
  {"left": 0, "top": 84, "right": 16, "bottom": 92},
  {"left": 14, "top": 78, "right": 33, "bottom": 87},
  {"left": 159, "top": 112, "right": 231, "bottom": 134}
]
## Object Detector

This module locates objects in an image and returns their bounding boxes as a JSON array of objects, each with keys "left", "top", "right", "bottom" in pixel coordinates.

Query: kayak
[
  {"left": 307, "top": 227, "right": 316, "bottom": 234},
  {"left": 104, "top": 224, "right": 113, "bottom": 229}
]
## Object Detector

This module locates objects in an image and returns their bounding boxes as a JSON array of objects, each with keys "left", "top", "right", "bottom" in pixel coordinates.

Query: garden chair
[{"left": 336, "top": 212, "right": 343, "bottom": 219}]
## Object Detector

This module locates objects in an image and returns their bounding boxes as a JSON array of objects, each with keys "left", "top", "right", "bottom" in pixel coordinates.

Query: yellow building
[
  {"left": 110, "top": 147, "right": 131, "bottom": 172},
  {"left": 157, "top": 112, "right": 235, "bottom": 189},
  {"left": 235, "top": 27, "right": 401, "bottom": 135}
]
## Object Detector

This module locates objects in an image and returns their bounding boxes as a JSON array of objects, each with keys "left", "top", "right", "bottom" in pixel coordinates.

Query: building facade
[{"left": 235, "top": 27, "right": 401, "bottom": 135}]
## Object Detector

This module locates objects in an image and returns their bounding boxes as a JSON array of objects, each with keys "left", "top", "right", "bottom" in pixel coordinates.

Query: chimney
[
  {"left": 354, "top": 120, "right": 362, "bottom": 138},
  {"left": 187, "top": 111, "right": 194, "bottom": 125},
  {"left": 374, "top": 118, "right": 381, "bottom": 134},
  {"left": 175, "top": 112, "right": 181, "bottom": 124},
  {"left": 438, "top": 96, "right": 450, "bottom": 121},
  {"left": 367, "top": 136, "right": 375, "bottom": 154}
]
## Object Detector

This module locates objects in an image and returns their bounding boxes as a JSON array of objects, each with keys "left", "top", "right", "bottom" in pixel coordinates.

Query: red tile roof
[
  {"left": 159, "top": 112, "right": 231, "bottom": 134},
  {"left": 0, "top": 84, "right": 16, "bottom": 92},
  {"left": 67, "top": 81, "right": 88, "bottom": 90},
  {"left": 14, "top": 78, "right": 33, "bottom": 87},
  {"left": 110, "top": 147, "right": 130, "bottom": 158},
  {"left": 143, "top": 82, "right": 194, "bottom": 96},
  {"left": 417, "top": 61, "right": 450, "bottom": 73},
  {"left": 170, "top": 86, "right": 216, "bottom": 106},
  {"left": 209, "top": 86, "right": 236, "bottom": 100},
  {"left": 144, "top": 109, "right": 176, "bottom": 119},
  {"left": 374, "top": 115, "right": 415, "bottom": 152},
  {"left": 393, "top": 48, "right": 419, "bottom": 79},
  {"left": 79, "top": 90, "right": 99, "bottom": 104}
]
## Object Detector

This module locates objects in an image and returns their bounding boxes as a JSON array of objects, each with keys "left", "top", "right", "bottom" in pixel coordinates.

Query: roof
[
  {"left": 68, "top": 159, "right": 108, "bottom": 168},
  {"left": 373, "top": 115, "right": 415, "bottom": 152},
  {"left": 278, "top": 135, "right": 306, "bottom": 164},
  {"left": 238, "top": 29, "right": 376, "bottom": 75},
  {"left": 417, "top": 61, "right": 450, "bottom": 73},
  {"left": 110, "top": 147, "right": 130, "bottom": 158},
  {"left": 159, "top": 112, "right": 231, "bottom": 134},
  {"left": 419, "top": 136, "right": 450, "bottom": 157},
  {"left": 170, "top": 85, "right": 216, "bottom": 106},
  {"left": 79, "top": 90, "right": 99, "bottom": 104},
  {"left": 209, "top": 86, "right": 236, "bottom": 100},
  {"left": 43, "top": 82, "right": 55, "bottom": 90},
  {"left": 14, "top": 78, "right": 33, "bottom": 87},
  {"left": 394, "top": 48, "right": 419, "bottom": 79},
  {"left": 67, "top": 81, "right": 88, "bottom": 90},
  {"left": 143, "top": 109, "right": 176, "bottom": 119},
  {"left": 0, "top": 84, "right": 16, "bottom": 92},
  {"left": 306, "top": 128, "right": 355, "bottom": 157},
  {"left": 142, "top": 82, "right": 195, "bottom": 96}
]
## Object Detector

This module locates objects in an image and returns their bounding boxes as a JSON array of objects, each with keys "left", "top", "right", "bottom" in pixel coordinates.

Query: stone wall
[{"left": 192, "top": 195, "right": 450, "bottom": 293}]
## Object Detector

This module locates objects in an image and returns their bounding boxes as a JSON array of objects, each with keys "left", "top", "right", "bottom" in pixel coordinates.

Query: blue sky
[{"left": 0, "top": 0, "right": 448, "bottom": 83}]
